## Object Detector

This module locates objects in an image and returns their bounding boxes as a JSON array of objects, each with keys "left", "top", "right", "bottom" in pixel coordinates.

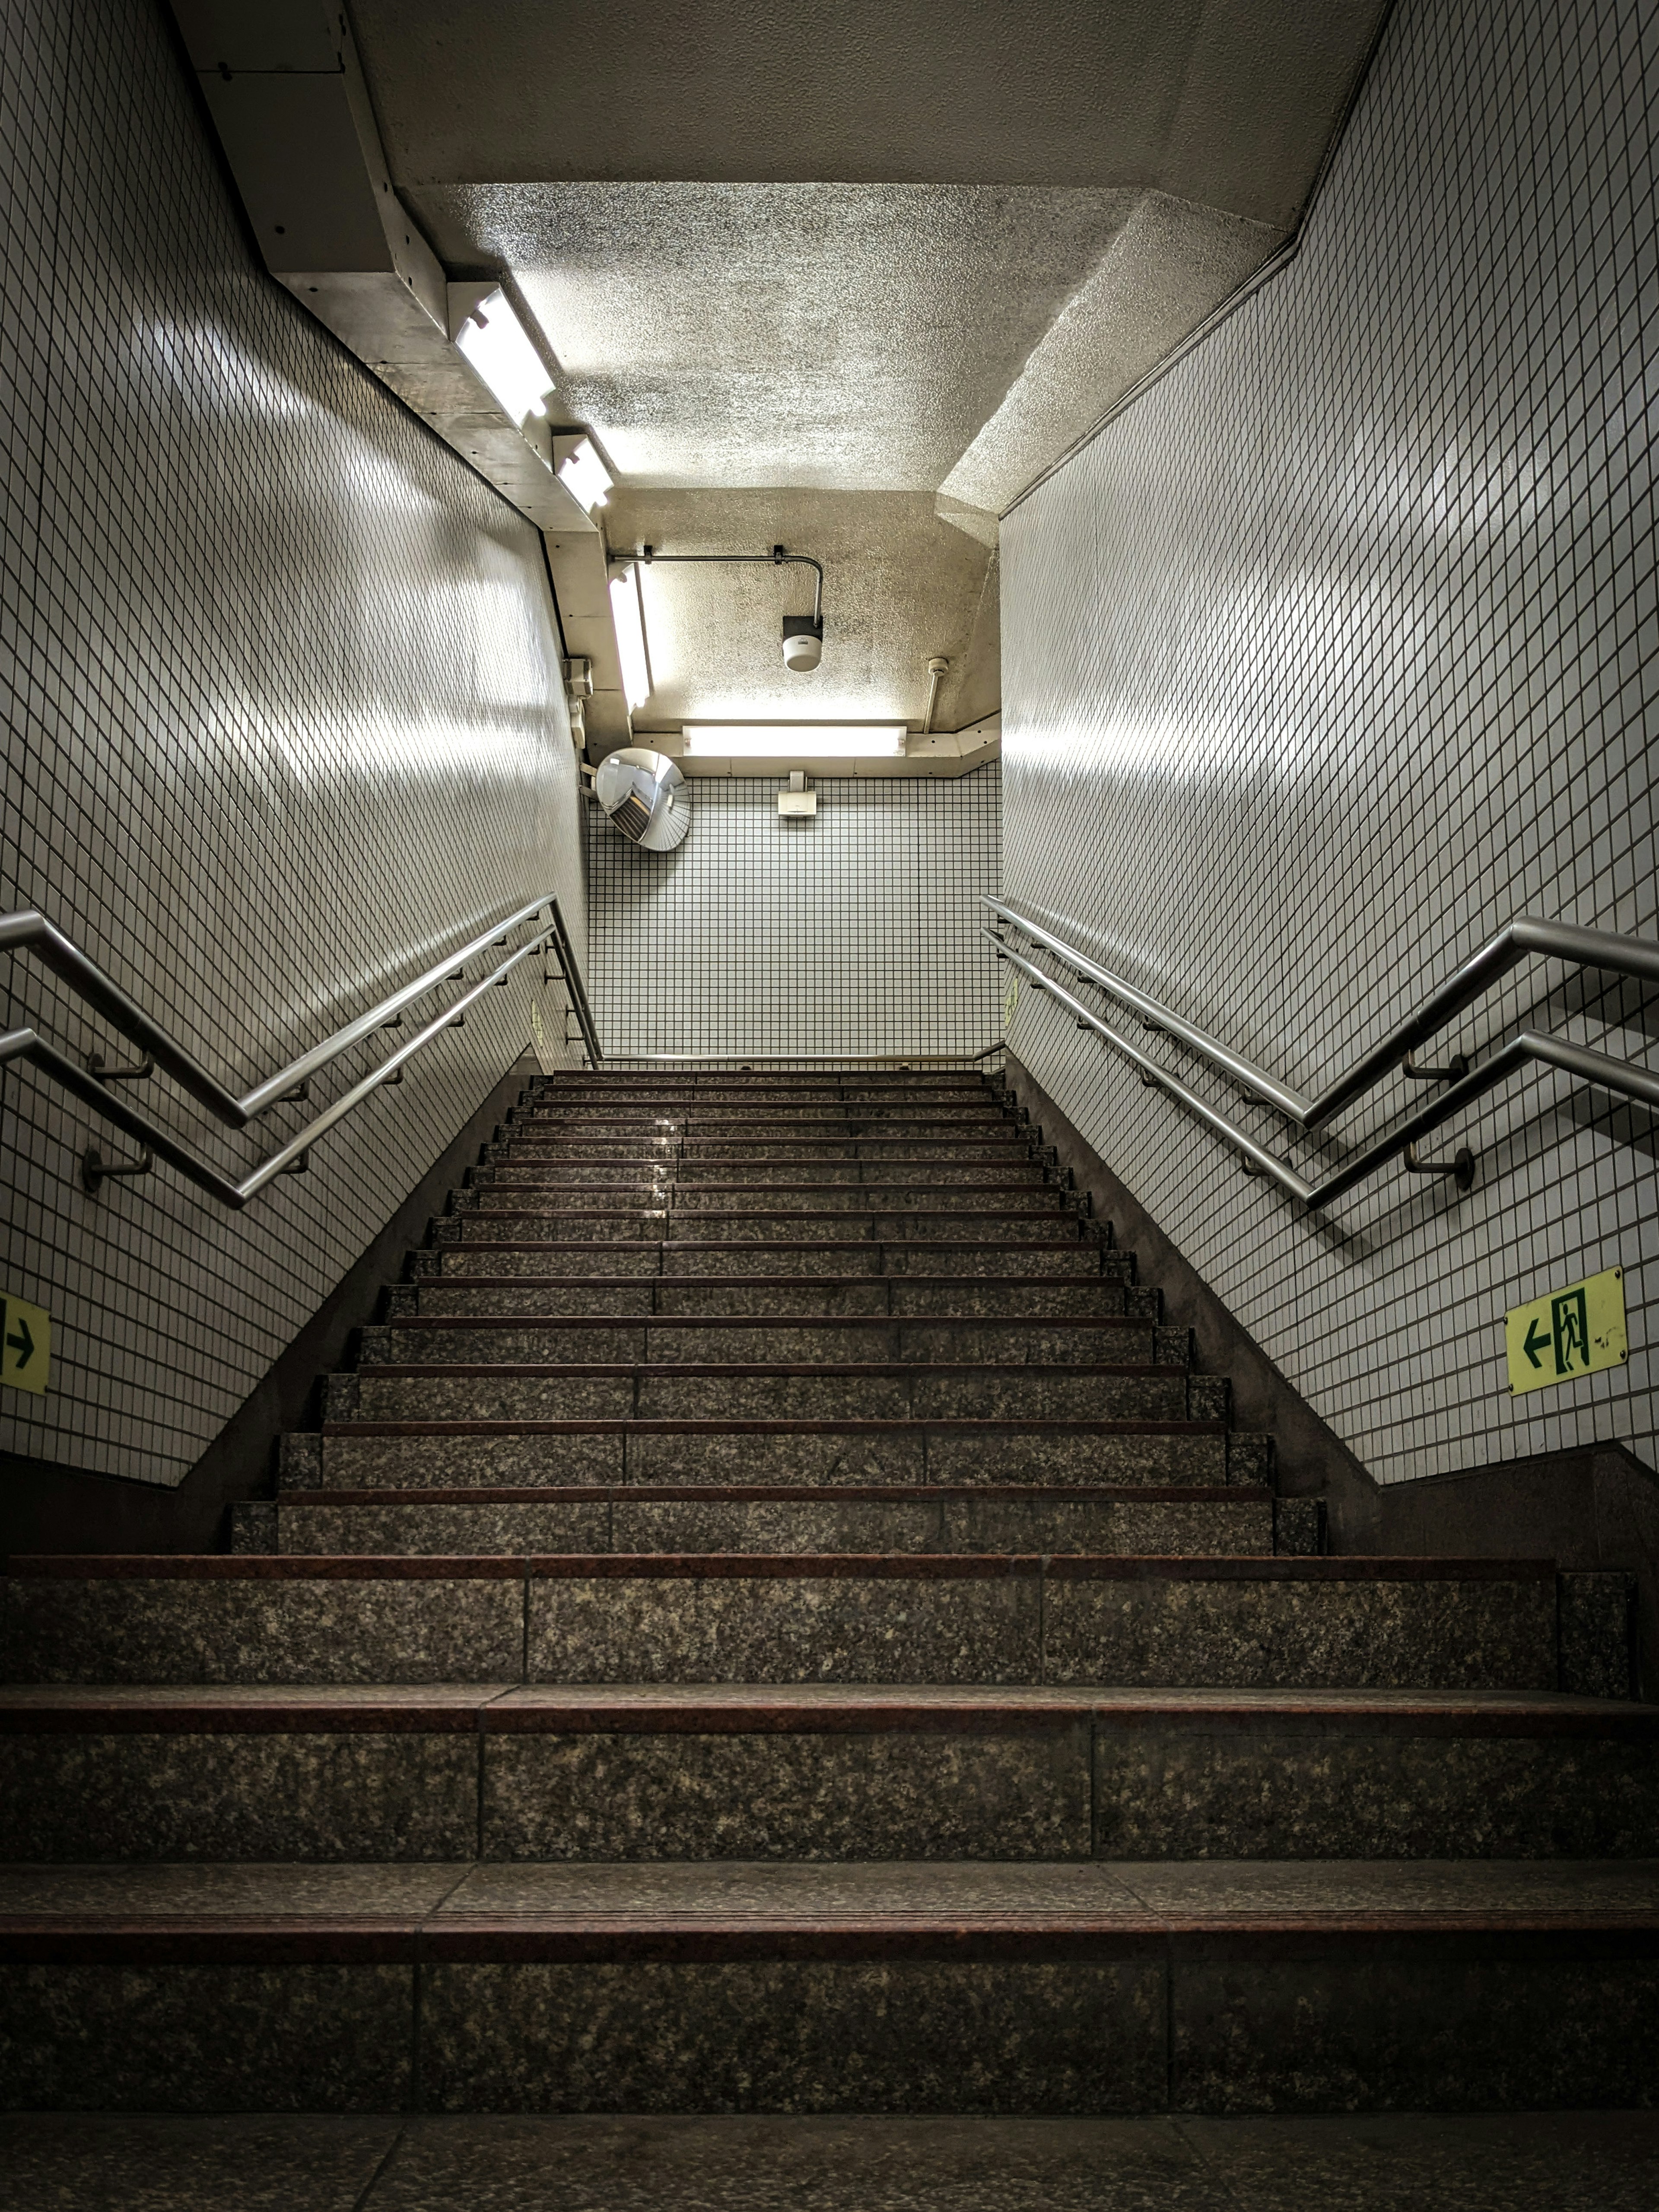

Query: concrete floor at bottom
[{"left": 3, "top": 2111, "right": 1656, "bottom": 2210}]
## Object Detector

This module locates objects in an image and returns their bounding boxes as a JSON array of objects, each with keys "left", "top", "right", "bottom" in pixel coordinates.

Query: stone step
[
  {"left": 395, "top": 1276, "right": 1154, "bottom": 1320},
  {"left": 5, "top": 1857, "right": 1656, "bottom": 2111},
  {"left": 307, "top": 1416, "right": 1242, "bottom": 1491},
  {"left": 5, "top": 1684, "right": 1655, "bottom": 1867},
  {"left": 536, "top": 1073, "right": 990, "bottom": 1089},
  {"left": 433, "top": 1242, "right": 1127, "bottom": 1279},
  {"left": 533, "top": 1087, "right": 994, "bottom": 1108},
  {"left": 245, "top": 1481, "right": 1275, "bottom": 1557},
  {"left": 520, "top": 1107, "right": 1018, "bottom": 1129},
  {"left": 2, "top": 1554, "right": 1558, "bottom": 1690},
  {"left": 660, "top": 1185, "right": 1066, "bottom": 1212},
  {"left": 451, "top": 1212, "right": 1091, "bottom": 1244},
  {"left": 512, "top": 1134, "right": 1028, "bottom": 1156},
  {"left": 487, "top": 1160, "right": 1051, "bottom": 1184},
  {"left": 517, "top": 1106, "right": 1020, "bottom": 1123},
  {"left": 336, "top": 1367, "right": 1194, "bottom": 1425},
  {"left": 463, "top": 1194, "right": 1077, "bottom": 1227},
  {"left": 362, "top": 1318, "right": 1177, "bottom": 1367},
  {"left": 502, "top": 1141, "right": 1029, "bottom": 1161}
]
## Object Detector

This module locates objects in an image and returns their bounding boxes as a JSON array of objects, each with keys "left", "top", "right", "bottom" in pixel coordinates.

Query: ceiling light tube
[
  {"left": 553, "top": 433, "right": 612, "bottom": 512},
  {"left": 609, "top": 568, "right": 652, "bottom": 711},
  {"left": 454, "top": 288, "right": 554, "bottom": 431},
  {"left": 682, "top": 726, "right": 906, "bottom": 758}
]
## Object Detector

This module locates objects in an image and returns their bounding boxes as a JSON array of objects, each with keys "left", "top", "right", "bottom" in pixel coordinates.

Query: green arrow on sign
[
  {"left": 5, "top": 1312, "right": 33, "bottom": 1368},
  {"left": 1522, "top": 1317, "right": 1551, "bottom": 1370}
]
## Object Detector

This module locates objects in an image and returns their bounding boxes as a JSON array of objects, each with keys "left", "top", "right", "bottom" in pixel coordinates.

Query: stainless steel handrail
[
  {"left": 0, "top": 893, "right": 598, "bottom": 1207},
  {"left": 544, "top": 899, "right": 603, "bottom": 1070},
  {"left": 1, "top": 895, "right": 564, "bottom": 1126},
  {"left": 985, "top": 896, "right": 1659, "bottom": 1128},
  {"left": 987, "top": 927, "right": 1659, "bottom": 1211}
]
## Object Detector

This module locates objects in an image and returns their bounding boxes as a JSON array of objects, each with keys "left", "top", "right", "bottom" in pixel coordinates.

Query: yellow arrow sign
[
  {"left": 0, "top": 1293, "right": 51, "bottom": 1395},
  {"left": 1505, "top": 1267, "right": 1626, "bottom": 1395}
]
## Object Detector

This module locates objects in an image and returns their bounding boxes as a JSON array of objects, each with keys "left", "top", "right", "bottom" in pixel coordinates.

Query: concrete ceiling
[
  {"left": 353, "top": 0, "right": 1384, "bottom": 214},
  {"left": 350, "top": 0, "right": 1388, "bottom": 728},
  {"left": 412, "top": 182, "right": 1141, "bottom": 492}
]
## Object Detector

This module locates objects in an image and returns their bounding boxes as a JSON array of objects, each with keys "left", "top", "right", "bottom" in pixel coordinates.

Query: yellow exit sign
[
  {"left": 0, "top": 1293, "right": 51, "bottom": 1394},
  {"left": 1506, "top": 1267, "right": 1627, "bottom": 1395}
]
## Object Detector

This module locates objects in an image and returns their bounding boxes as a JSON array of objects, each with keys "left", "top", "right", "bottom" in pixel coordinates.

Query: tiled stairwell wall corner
[
  {"left": 587, "top": 767, "right": 1001, "bottom": 1064},
  {"left": 0, "top": 0, "right": 586, "bottom": 1486},
  {"left": 998, "top": 0, "right": 1659, "bottom": 1489}
]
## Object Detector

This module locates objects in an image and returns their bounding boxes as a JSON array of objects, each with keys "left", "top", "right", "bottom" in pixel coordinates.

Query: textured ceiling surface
[
  {"left": 412, "top": 183, "right": 1138, "bottom": 489},
  {"left": 608, "top": 489, "right": 995, "bottom": 730},
  {"left": 355, "top": 0, "right": 1385, "bottom": 225},
  {"left": 939, "top": 192, "right": 1283, "bottom": 516},
  {"left": 349, "top": 0, "right": 1389, "bottom": 719}
]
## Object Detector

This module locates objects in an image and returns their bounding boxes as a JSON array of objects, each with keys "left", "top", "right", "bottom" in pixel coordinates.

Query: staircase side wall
[
  {"left": 999, "top": 0, "right": 1659, "bottom": 1492},
  {"left": 0, "top": 0, "right": 587, "bottom": 1487}
]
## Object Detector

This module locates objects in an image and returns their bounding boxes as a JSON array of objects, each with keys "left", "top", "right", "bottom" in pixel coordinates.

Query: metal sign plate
[
  {"left": 1505, "top": 1266, "right": 1627, "bottom": 1395},
  {"left": 0, "top": 1293, "right": 51, "bottom": 1395}
]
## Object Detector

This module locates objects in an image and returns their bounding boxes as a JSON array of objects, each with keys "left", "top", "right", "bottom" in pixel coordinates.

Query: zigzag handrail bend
[
  {"left": 0, "top": 896, "right": 597, "bottom": 1208},
  {"left": 982, "top": 897, "right": 1659, "bottom": 1209}
]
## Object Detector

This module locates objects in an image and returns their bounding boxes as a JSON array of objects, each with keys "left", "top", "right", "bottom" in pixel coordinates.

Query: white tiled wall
[
  {"left": 1001, "top": 0, "right": 1658, "bottom": 1486},
  {"left": 0, "top": 0, "right": 585, "bottom": 1484},
  {"left": 587, "top": 769, "right": 1001, "bottom": 1065}
]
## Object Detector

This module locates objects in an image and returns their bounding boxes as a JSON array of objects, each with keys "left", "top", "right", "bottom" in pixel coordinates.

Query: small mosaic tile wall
[
  {"left": 0, "top": 0, "right": 585, "bottom": 1484},
  {"left": 1001, "top": 0, "right": 1658, "bottom": 1486},
  {"left": 587, "top": 768, "right": 1002, "bottom": 1066}
]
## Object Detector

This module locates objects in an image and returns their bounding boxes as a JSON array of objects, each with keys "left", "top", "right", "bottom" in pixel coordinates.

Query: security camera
[{"left": 782, "top": 614, "right": 823, "bottom": 672}]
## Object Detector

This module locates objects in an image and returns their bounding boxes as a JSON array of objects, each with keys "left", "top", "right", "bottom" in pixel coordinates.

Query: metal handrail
[
  {"left": 0, "top": 895, "right": 567, "bottom": 1126},
  {"left": 0, "top": 894, "right": 596, "bottom": 1208},
  {"left": 543, "top": 898, "right": 603, "bottom": 1069},
  {"left": 985, "top": 897, "right": 1659, "bottom": 1126},
  {"left": 986, "top": 920, "right": 1659, "bottom": 1211}
]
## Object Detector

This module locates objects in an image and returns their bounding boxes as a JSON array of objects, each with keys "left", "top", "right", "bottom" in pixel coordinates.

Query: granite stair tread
[
  {"left": 321, "top": 1416, "right": 1222, "bottom": 1431},
  {"left": 433, "top": 1243, "right": 1127, "bottom": 1276},
  {"left": 10, "top": 1552, "right": 1543, "bottom": 1578},
  {"left": 6, "top": 1858, "right": 1659, "bottom": 1942},
  {"left": 368, "top": 1318, "right": 1164, "bottom": 1348},
  {"left": 270, "top": 1482, "right": 1267, "bottom": 1501},
  {"left": 251, "top": 1481, "right": 1278, "bottom": 1559},
  {"left": 5, "top": 1681, "right": 1651, "bottom": 1729},
  {"left": 353, "top": 1361, "right": 1180, "bottom": 1375},
  {"left": 400, "top": 1284, "right": 1156, "bottom": 1317},
  {"left": 3, "top": 1549, "right": 1560, "bottom": 1693}
]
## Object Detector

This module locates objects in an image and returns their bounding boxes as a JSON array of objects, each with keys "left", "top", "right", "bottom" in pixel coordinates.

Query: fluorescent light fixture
[
  {"left": 454, "top": 289, "right": 554, "bottom": 430},
  {"left": 609, "top": 568, "right": 652, "bottom": 711},
  {"left": 553, "top": 434, "right": 612, "bottom": 512},
  {"left": 683, "top": 726, "right": 906, "bottom": 758}
]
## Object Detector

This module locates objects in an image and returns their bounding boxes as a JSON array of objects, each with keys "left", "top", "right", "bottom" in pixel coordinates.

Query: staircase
[{"left": 3, "top": 1067, "right": 1656, "bottom": 2116}]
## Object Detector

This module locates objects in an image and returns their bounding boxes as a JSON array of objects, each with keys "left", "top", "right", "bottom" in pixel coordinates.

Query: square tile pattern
[
  {"left": 587, "top": 767, "right": 1002, "bottom": 1065},
  {"left": 0, "top": 0, "right": 586, "bottom": 1484},
  {"left": 1000, "top": 0, "right": 1659, "bottom": 1489}
]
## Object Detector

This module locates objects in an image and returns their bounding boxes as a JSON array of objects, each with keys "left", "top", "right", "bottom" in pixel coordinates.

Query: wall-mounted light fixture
[
  {"left": 682, "top": 726, "right": 906, "bottom": 759},
  {"left": 607, "top": 564, "right": 652, "bottom": 711},
  {"left": 638, "top": 545, "right": 825, "bottom": 673},
  {"left": 553, "top": 434, "right": 612, "bottom": 513},
  {"left": 451, "top": 287, "right": 554, "bottom": 432}
]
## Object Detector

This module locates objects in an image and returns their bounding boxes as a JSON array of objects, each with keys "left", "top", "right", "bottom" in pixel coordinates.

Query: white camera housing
[{"left": 782, "top": 615, "right": 823, "bottom": 672}]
